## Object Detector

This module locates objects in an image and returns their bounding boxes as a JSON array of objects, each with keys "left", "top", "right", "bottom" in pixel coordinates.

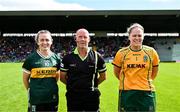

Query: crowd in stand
[
  {"left": 1, "top": 36, "right": 156, "bottom": 62},
  {"left": 0, "top": 37, "right": 35, "bottom": 62}
]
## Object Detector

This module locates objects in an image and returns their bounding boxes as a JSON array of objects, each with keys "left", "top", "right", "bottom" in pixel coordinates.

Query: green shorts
[{"left": 119, "top": 90, "right": 156, "bottom": 112}]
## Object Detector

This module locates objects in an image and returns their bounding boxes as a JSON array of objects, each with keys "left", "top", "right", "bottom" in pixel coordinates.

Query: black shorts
[
  {"left": 28, "top": 102, "right": 58, "bottom": 112},
  {"left": 66, "top": 89, "right": 101, "bottom": 112}
]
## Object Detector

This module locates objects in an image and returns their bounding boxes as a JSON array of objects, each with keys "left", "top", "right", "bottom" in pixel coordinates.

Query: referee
[{"left": 60, "top": 28, "right": 107, "bottom": 112}]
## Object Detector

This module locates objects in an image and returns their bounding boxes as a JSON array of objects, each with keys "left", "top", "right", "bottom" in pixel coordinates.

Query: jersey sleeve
[
  {"left": 60, "top": 55, "right": 69, "bottom": 72},
  {"left": 97, "top": 52, "right": 107, "bottom": 73},
  {"left": 55, "top": 54, "right": 61, "bottom": 70},
  {"left": 152, "top": 48, "right": 160, "bottom": 67},
  {"left": 22, "top": 58, "right": 31, "bottom": 74},
  {"left": 112, "top": 50, "right": 123, "bottom": 68}
]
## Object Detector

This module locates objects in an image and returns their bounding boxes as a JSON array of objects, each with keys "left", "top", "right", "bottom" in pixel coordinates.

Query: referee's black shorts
[{"left": 66, "top": 89, "right": 101, "bottom": 112}]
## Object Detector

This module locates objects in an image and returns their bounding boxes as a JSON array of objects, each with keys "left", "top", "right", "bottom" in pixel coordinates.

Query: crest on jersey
[
  {"left": 44, "top": 60, "right": 50, "bottom": 66},
  {"left": 143, "top": 55, "right": 148, "bottom": 62}
]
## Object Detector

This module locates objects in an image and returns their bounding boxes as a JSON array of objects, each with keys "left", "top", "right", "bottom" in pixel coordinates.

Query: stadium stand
[
  {"left": 154, "top": 38, "right": 180, "bottom": 62},
  {"left": 0, "top": 10, "right": 180, "bottom": 62},
  {"left": 1, "top": 35, "right": 179, "bottom": 62},
  {"left": 1, "top": 36, "right": 120, "bottom": 62}
]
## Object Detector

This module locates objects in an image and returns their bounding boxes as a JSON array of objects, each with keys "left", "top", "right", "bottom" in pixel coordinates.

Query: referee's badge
[{"left": 143, "top": 55, "right": 148, "bottom": 62}]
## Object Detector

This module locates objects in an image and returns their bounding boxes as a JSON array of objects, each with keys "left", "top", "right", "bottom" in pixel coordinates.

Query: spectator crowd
[{"left": 0, "top": 36, "right": 157, "bottom": 62}]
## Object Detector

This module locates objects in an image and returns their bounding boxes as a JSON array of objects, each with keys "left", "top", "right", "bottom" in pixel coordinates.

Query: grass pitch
[{"left": 0, "top": 63, "right": 180, "bottom": 112}]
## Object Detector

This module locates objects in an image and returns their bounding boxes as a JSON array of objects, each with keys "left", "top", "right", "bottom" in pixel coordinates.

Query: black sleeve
[
  {"left": 60, "top": 55, "right": 69, "bottom": 72},
  {"left": 97, "top": 52, "right": 107, "bottom": 73}
]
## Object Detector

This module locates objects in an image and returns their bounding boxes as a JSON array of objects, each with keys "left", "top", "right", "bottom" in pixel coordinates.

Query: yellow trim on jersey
[{"left": 31, "top": 67, "right": 58, "bottom": 78}]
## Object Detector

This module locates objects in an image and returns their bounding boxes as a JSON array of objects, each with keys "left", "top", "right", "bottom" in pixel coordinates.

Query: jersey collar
[
  {"left": 129, "top": 45, "right": 143, "bottom": 52},
  {"left": 37, "top": 50, "right": 53, "bottom": 59},
  {"left": 74, "top": 47, "right": 90, "bottom": 61}
]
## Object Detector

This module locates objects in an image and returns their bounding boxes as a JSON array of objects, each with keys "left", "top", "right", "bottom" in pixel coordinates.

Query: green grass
[
  {"left": 154, "top": 63, "right": 180, "bottom": 112},
  {"left": 0, "top": 63, "right": 180, "bottom": 112}
]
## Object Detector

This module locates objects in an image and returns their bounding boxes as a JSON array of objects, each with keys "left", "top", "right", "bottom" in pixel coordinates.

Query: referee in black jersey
[{"left": 60, "top": 28, "right": 107, "bottom": 112}]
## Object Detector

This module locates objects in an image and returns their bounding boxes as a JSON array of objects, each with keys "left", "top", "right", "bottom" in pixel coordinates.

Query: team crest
[
  {"left": 143, "top": 55, "right": 148, "bottom": 62},
  {"left": 44, "top": 60, "right": 50, "bottom": 66}
]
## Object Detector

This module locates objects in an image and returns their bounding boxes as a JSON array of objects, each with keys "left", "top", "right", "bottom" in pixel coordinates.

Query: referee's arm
[
  {"left": 98, "top": 72, "right": 106, "bottom": 85},
  {"left": 60, "top": 71, "right": 67, "bottom": 85}
]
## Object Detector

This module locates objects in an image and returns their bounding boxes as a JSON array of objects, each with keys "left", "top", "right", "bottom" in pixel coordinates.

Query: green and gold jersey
[
  {"left": 112, "top": 45, "right": 160, "bottom": 91},
  {"left": 22, "top": 50, "right": 60, "bottom": 104}
]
